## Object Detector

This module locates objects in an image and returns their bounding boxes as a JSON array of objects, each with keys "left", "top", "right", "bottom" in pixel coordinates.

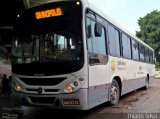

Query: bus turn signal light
[{"left": 66, "top": 85, "right": 74, "bottom": 93}]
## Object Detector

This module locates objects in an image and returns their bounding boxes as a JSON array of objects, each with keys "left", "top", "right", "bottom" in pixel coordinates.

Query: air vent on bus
[
  {"left": 26, "top": 89, "right": 60, "bottom": 92},
  {"left": 20, "top": 77, "right": 66, "bottom": 86},
  {"left": 29, "top": 97, "right": 56, "bottom": 104}
]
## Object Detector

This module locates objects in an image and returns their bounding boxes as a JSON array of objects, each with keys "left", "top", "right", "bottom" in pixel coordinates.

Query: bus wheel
[
  {"left": 109, "top": 79, "right": 120, "bottom": 106},
  {"left": 144, "top": 77, "right": 149, "bottom": 90}
]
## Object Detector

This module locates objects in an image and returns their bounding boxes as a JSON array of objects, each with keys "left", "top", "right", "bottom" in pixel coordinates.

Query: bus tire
[
  {"left": 109, "top": 79, "right": 120, "bottom": 106},
  {"left": 144, "top": 77, "right": 149, "bottom": 90}
]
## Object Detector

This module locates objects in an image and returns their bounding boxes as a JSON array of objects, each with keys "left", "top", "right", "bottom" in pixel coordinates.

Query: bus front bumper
[{"left": 13, "top": 88, "right": 88, "bottom": 110}]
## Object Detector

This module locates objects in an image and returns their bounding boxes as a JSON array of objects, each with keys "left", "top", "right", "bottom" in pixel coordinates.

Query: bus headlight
[
  {"left": 12, "top": 81, "right": 22, "bottom": 92},
  {"left": 63, "top": 77, "right": 85, "bottom": 93},
  {"left": 15, "top": 85, "right": 21, "bottom": 92}
]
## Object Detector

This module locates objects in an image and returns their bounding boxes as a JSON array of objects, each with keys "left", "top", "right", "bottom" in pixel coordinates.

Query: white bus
[{"left": 12, "top": 0, "right": 155, "bottom": 110}]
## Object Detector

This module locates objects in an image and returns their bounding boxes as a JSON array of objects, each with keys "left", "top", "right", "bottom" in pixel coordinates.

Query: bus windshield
[
  {"left": 12, "top": 28, "right": 83, "bottom": 64},
  {"left": 12, "top": 1, "right": 84, "bottom": 75}
]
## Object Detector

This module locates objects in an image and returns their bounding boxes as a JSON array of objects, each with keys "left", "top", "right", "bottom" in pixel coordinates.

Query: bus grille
[
  {"left": 20, "top": 77, "right": 66, "bottom": 86},
  {"left": 26, "top": 89, "right": 60, "bottom": 92},
  {"left": 29, "top": 97, "right": 55, "bottom": 104}
]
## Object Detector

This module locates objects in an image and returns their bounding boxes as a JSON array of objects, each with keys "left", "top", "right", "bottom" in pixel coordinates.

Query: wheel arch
[{"left": 113, "top": 76, "right": 122, "bottom": 96}]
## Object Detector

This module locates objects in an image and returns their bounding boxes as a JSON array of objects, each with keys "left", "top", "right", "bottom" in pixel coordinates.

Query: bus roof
[{"left": 80, "top": 0, "right": 154, "bottom": 51}]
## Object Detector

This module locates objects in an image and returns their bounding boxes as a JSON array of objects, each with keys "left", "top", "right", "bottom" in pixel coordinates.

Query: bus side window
[
  {"left": 108, "top": 25, "right": 120, "bottom": 57},
  {"left": 86, "top": 17, "right": 107, "bottom": 64},
  {"left": 121, "top": 33, "right": 131, "bottom": 59},
  {"left": 132, "top": 39, "right": 139, "bottom": 60},
  {"left": 149, "top": 51, "right": 153, "bottom": 63},
  {"left": 145, "top": 49, "right": 149, "bottom": 62},
  {"left": 139, "top": 45, "right": 145, "bottom": 62}
]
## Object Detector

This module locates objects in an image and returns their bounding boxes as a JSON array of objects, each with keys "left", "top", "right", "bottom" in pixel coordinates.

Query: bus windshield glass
[{"left": 12, "top": 30, "right": 82, "bottom": 64}]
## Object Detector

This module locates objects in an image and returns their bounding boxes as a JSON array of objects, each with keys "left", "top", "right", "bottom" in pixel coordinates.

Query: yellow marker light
[
  {"left": 76, "top": 1, "right": 80, "bottom": 5},
  {"left": 45, "top": 48, "right": 49, "bottom": 52},
  {"left": 17, "top": 14, "right": 20, "bottom": 18},
  {"left": 15, "top": 85, "right": 21, "bottom": 91},
  {"left": 35, "top": 8, "right": 63, "bottom": 20},
  {"left": 66, "top": 85, "right": 74, "bottom": 93}
]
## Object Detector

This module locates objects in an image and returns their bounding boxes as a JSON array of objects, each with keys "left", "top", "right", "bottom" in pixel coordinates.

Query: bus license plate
[{"left": 63, "top": 99, "right": 80, "bottom": 106}]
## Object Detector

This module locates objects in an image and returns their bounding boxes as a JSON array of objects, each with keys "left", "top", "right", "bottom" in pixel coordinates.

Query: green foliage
[
  {"left": 136, "top": 10, "right": 160, "bottom": 67},
  {"left": 156, "top": 61, "right": 160, "bottom": 68}
]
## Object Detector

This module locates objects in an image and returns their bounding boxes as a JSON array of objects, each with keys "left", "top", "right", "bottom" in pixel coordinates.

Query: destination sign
[{"left": 35, "top": 8, "right": 63, "bottom": 20}]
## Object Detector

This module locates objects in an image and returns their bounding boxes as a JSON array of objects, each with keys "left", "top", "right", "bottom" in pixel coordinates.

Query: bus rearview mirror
[{"left": 95, "top": 23, "right": 102, "bottom": 37}]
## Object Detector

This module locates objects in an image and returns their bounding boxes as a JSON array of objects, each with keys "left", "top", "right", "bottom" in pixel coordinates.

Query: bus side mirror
[{"left": 95, "top": 23, "right": 102, "bottom": 37}]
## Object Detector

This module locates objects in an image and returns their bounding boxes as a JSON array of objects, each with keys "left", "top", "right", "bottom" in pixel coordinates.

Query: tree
[{"left": 136, "top": 10, "right": 160, "bottom": 67}]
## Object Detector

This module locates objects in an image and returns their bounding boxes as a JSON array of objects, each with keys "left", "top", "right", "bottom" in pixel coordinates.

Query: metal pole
[{"left": 23, "top": 0, "right": 30, "bottom": 9}]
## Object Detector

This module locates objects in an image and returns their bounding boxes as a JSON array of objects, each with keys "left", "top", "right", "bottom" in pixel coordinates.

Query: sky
[{"left": 88, "top": 0, "right": 160, "bottom": 35}]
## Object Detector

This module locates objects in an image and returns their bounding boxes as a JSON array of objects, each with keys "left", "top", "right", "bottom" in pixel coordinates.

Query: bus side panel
[
  {"left": 110, "top": 57, "right": 155, "bottom": 96},
  {"left": 124, "top": 61, "right": 154, "bottom": 95},
  {"left": 121, "top": 60, "right": 146, "bottom": 95},
  {"left": 88, "top": 65, "right": 110, "bottom": 109},
  {"left": 148, "top": 64, "right": 155, "bottom": 84}
]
